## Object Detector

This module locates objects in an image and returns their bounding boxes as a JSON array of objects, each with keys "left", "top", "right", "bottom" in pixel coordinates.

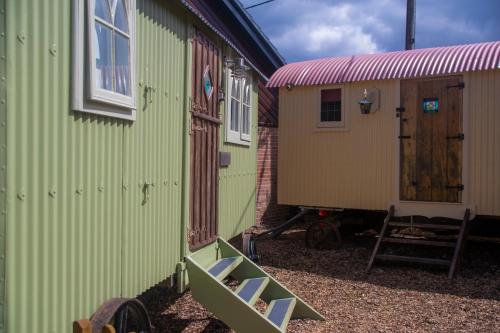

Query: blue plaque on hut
[{"left": 423, "top": 98, "right": 439, "bottom": 113}]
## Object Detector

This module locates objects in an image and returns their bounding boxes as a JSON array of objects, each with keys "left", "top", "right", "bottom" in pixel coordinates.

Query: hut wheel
[
  {"left": 90, "top": 298, "right": 152, "bottom": 333},
  {"left": 305, "top": 220, "right": 342, "bottom": 250}
]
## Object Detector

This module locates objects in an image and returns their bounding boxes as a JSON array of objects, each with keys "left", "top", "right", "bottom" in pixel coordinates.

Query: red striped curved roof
[{"left": 267, "top": 41, "right": 500, "bottom": 88}]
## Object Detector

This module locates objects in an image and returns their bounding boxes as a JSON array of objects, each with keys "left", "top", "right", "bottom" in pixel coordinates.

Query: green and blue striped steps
[{"left": 185, "top": 238, "right": 324, "bottom": 333}]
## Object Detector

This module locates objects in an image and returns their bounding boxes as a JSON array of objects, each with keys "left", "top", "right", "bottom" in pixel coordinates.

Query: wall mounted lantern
[
  {"left": 359, "top": 89, "right": 372, "bottom": 114},
  {"left": 226, "top": 57, "right": 249, "bottom": 79},
  {"left": 358, "top": 88, "right": 380, "bottom": 114}
]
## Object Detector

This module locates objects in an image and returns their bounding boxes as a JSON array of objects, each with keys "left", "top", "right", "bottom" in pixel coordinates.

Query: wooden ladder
[{"left": 367, "top": 206, "right": 471, "bottom": 279}]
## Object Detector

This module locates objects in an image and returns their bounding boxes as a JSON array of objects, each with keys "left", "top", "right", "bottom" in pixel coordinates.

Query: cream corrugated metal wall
[
  {"left": 466, "top": 70, "right": 500, "bottom": 216},
  {"left": 278, "top": 81, "right": 398, "bottom": 211},
  {"left": 278, "top": 70, "right": 500, "bottom": 216},
  {"left": 5, "top": 0, "right": 187, "bottom": 332}
]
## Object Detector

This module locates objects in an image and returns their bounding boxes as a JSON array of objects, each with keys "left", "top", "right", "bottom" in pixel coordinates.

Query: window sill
[
  {"left": 224, "top": 138, "right": 251, "bottom": 147},
  {"left": 73, "top": 105, "right": 136, "bottom": 121}
]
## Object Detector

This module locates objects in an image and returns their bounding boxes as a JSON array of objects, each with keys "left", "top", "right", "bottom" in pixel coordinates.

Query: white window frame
[
  {"left": 317, "top": 86, "right": 345, "bottom": 129},
  {"left": 72, "top": 0, "right": 136, "bottom": 120},
  {"left": 225, "top": 66, "right": 252, "bottom": 146}
]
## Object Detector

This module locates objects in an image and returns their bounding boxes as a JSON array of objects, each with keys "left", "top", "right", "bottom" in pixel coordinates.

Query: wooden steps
[
  {"left": 186, "top": 238, "right": 324, "bottom": 333},
  {"left": 367, "top": 206, "right": 471, "bottom": 278},
  {"left": 375, "top": 254, "right": 450, "bottom": 266}
]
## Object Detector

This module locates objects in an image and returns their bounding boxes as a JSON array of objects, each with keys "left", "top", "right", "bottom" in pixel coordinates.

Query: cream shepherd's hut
[{"left": 267, "top": 41, "right": 500, "bottom": 220}]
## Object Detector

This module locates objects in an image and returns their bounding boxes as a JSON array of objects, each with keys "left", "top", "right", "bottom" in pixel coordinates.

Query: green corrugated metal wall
[
  {"left": 5, "top": 0, "right": 188, "bottom": 332},
  {"left": 121, "top": 0, "right": 186, "bottom": 298},
  {"left": 0, "top": 0, "right": 6, "bottom": 331},
  {"left": 4, "top": 0, "right": 259, "bottom": 331},
  {"left": 218, "top": 75, "right": 258, "bottom": 240}
]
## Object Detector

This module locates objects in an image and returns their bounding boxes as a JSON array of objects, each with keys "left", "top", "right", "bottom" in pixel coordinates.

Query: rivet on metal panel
[
  {"left": 0, "top": 187, "right": 4, "bottom": 193},
  {"left": 49, "top": 190, "right": 56, "bottom": 198},
  {"left": 176, "top": 95, "right": 179, "bottom": 101},
  {"left": 76, "top": 188, "right": 83, "bottom": 195},
  {"left": 0, "top": 99, "right": 5, "bottom": 104},
  {"left": 138, "top": 80, "right": 143, "bottom": 87},
  {"left": 49, "top": 44, "right": 57, "bottom": 56},
  {"left": 16, "top": 32, "right": 25, "bottom": 43},
  {"left": 164, "top": 180, "right": 168, "bottom": 186},
  {"left": 1, "top": 122, "right": 4, "bottom": 127},
  {"left": 123, "top": 184, "right": 128, "bottom": 190},
  {"left": 98, "top": 186, "right": 104, "bottom": 192},
  {"left": 1, "top": 211, "right": 5, "bottom": 216},
  {"left": 174, "top": 181, "right": 178, "bottom": 186},
  {"left": 1, "top": 76, "right": 5, "bottom": 81},
  {"left": 17, "top": 190, "right": 25, "bottom": 201},
  {"left": 164, "top": 91, "right": 168, "bottom": 97}
]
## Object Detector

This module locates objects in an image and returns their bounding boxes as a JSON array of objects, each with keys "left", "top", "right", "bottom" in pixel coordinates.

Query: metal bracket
[
  {"left": 398, "top": 135, "right": 411, "bottom": 139},
  {"left": 446, "top": 184, "right": 464, "bottom": 191},
  {"left": 396, "top": 107, "right": 405, "bottom": 118},
  {"left": 446, "top": 133, "right": 464, "bottom": 141},
  {"left": 446, "top": 82, "right": 465, "bottom": 89}
]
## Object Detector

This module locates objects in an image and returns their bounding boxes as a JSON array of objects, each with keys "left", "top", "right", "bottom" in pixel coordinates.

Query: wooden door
[
  {"left": 400, "top": 76, "right": 463, "bottom": 203},
  {"left": 189, "top": 30, "right": 221, "bottom": 250}
]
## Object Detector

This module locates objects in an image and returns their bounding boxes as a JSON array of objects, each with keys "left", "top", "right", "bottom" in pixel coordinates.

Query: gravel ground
[{"left": 139, "top": 223, "right": 500, "bottom": 332}]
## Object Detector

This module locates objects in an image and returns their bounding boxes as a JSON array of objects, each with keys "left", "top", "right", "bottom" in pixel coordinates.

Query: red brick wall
[{"left": 256, "top": 126, "right": 289, "bottom": 225}]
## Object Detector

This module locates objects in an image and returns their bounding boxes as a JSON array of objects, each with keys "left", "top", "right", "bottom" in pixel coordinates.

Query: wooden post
[
  {"left": 367, "top": 205, "right": 394, "bottom": 271},
  {"left": 448, "top": 208, "right": 471, "bottom": 279},
  {"left": 73, "top": 320, "right": 92, "bottom": 333}
]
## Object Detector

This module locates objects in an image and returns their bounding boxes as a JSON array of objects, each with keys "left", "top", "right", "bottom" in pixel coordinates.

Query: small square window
[{"left": 318, "top": 88, "right": 344, "bottom": 128}]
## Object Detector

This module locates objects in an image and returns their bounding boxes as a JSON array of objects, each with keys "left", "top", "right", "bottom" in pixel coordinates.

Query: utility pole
[{"left": 405, "top": 0, "right": 416, "bottom": 50}]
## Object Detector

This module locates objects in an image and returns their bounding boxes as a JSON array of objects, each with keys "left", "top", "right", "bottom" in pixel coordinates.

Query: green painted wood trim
[
  {"left": 217, "top": 238, "right": 325, "bottom": 321},
  {"left": 235, "top": 277, "right": 269, "bottom": 306},
  {"left": 185, "top": 256, "right": 282, "bottom": 333},
  {"left": 264, "top": 298, "right": 296, "bottom": 331},
  {"left": 0, "top": 0, "right": 6, "bottom": 331}
]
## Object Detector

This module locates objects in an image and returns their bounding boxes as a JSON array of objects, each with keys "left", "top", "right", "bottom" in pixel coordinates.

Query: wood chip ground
[{"left": 139, "top": 224, "right": 500, "bottom": 332}]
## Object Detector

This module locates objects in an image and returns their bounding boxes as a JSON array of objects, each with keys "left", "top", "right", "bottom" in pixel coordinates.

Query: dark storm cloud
[{"left": 240, "top": 0, "right": 500, "bottom": 62}]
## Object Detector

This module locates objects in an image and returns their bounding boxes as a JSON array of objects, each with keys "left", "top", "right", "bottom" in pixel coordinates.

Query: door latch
[
  {"left": 446, "top": 184, "right": 464, "bottom": 191},
  {"left": 446, "top": 133, "right": 464, "bottom": 140}
]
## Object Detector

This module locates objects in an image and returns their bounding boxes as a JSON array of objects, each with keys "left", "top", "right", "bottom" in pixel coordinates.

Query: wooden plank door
[
  {"left": 189, "top": 30, "right": 221, "bottom": 250},
  {"left": 399, "top": 76, "right": 463, "bottom": 203}
]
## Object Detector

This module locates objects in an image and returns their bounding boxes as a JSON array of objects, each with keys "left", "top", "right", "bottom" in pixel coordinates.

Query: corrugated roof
[{"left": 267, "top": 41, "right": 500, "bottom": 88}]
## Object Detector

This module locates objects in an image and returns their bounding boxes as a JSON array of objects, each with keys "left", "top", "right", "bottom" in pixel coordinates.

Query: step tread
[
  {"left": 376, "top": 254, "right": 450, "bottom": 266},
  {"left": 235, "top": 277, "right": 269, "bottom": 306},
  {"left": 388, "top": 221, "right": 460, "bottom": 230},
  {"left": 382, "top": 237, "right": 456, "bottom": 247},
  {"left": 207, "top": 256, "right": 243, "bottom": 281},
  {"left": 265, "top": 298, "right": 296, "bottom": 331}
]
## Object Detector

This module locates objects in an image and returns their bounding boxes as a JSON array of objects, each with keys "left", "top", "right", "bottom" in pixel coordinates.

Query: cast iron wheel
[
  {"left": 90, "top": 298, "right": 152, "bottom": 333},
  {"left": 305, "top": 220, "right": 342, "bottom": 250}
]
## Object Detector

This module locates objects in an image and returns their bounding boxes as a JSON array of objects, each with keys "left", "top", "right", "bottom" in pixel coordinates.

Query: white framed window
[
  {"left": 72, "top": 0, "right": 136, "bottom": 120},
  {"left": 317, "top": 87, "right": 345, "bottom": 128},
  {"left": 226, "top": 67, "right": 252, "bottom": 145}
]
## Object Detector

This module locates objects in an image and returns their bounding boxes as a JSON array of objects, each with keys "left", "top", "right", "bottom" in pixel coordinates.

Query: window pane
[
  {"left": 114, "top": 0, "right": 129, "bottom": 33},
  {"left": 320, "top": 89, "right": 342, "bottom": 122},
  {"left": 230, "top": 98, "right": 239, "bottom": 132},
  {"left": 242, "top": 105, "right": 250, "bottom": 135},
  {"left": 321, "top": 101, "right": 342, "bottom": 122},
  {"left": 243, "top": 79, "right": 251, "bottom": 105},
  {"left": 95, "top": 0, "right": 112, "bottom": 23},
  {"left": 114, "top": 32, "right": 131, "bottom": 96},
  {"left": 232, "top": 78, "right": 241, "bottom": 100},
  {"left": 94, "top": 22, "right": 113, "bottom": 91}
]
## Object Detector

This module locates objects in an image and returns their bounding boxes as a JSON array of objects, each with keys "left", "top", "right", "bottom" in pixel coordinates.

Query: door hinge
[
  {"left": 446, "top": 133, "right": 464, "bottom": 141},
  {"left": 446, "top": 82, "right": 465, "bottom": 89},
  {"left": 396, "top": 107, "right": 405, "bottom": 118},
  {"left": 398, "top": 135, "right": 411, "bottom": 139},
  {"left": 446, "top": 184, "right": 464, "bottom": 191}
]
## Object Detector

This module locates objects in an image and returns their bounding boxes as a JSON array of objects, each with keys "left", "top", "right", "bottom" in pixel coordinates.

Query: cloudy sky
[{"left": 239, "top": 0, "right": 500, "bottom": 63}]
